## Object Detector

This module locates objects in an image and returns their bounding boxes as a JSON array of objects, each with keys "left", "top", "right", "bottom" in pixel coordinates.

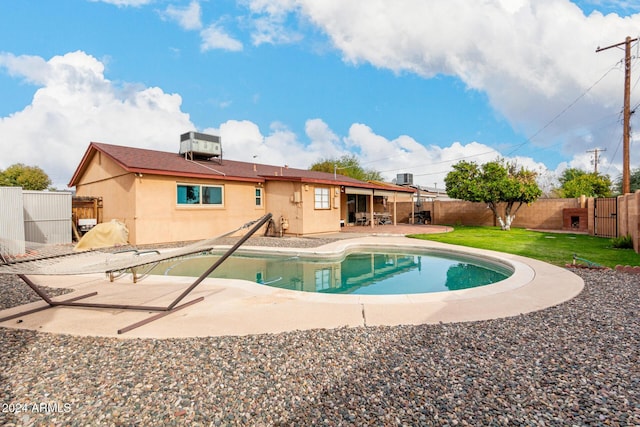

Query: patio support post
[
  {"left": 369, "top": 193, "right": 374, "bottom": 228},
  {"left": 393, "top": 193, "right": 397, "bottom": 226},
  {"left": 411, "top": 194, "right": 415, "bottom": 224}
]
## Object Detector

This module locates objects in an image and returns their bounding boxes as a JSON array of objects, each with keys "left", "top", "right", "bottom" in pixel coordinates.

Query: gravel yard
[{"left": 0, "top": 236, "right": 638, "bottom": 426}]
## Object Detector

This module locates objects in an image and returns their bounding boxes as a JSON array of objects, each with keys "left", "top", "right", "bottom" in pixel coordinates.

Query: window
[
  {"left": 255, "top": 188, "right": 263, "bottom": 207},
  {"left": 177, "top": 184, "right": 223, "bottom": 206},
  {"left": 202, "top": 186, "right": 222, "bottom": 204},
  {"left": 314, "top": 187, "right": 330, "bottom": 209},
  {"left": 315, "top": 268, "right": 331, "bottom": 291}
]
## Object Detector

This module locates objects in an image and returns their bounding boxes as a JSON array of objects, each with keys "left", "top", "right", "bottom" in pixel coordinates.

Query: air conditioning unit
[
  {"left": 396, "top": 173, "right": 413, "bottom": 186},
  {"left": 180, "top": 132, "right": 222, "bottom": 159}
]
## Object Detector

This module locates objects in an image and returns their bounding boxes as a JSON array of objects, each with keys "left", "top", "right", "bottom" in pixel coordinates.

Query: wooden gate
[
  {"left": 594, "top": 197, "right": 618, "bottom": 238},
  {"left": 72, "top": 196, "right": 103, "bottom": 240}
]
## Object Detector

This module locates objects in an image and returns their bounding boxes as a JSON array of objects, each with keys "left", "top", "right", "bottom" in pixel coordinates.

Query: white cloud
[
  {"left": 246, "top": 0, "right": 299, "bottom": 16},
  {"left": 206, "top": 120, "right": 263, "bottom": 159},
  {"left": 251, "top": 0, "right": 640, "bottom": 170},
  {"left": 0, "top": 53, "right": 49, "bottom": 84},
  {"left": 304, "top": 118, "right": 342, "bottom": 158},
  {"left": 0, "top": 48, "right": 620, "bottom": 197},
  {"left": 244, "top": 0, "right": 305, "bottom": 45},
  {"left": 200, "top": 24, "right": 243, "bottom": 52},
  {"left": 7, "top": 0, "right": 638, "bottom": 196},
  {"left": 249, "top": 15, "right": 303, "bottom": 45},
  {"left": 161, "top": 1, "right": 202, "bottom": 31},
  {"left": 161, "top": 1, "right": 242, "bottom": 52},
  {"left": 128, "top": 0, "right": 640, "bottom": 186},
  {"left": 208, "top": 120, "right": 320, "bottom": 167},
  {"left": 296, "top": 0, "right": 634, "bottom": 100},
  {"left": 89, "top": 0, "right": 152, "bottom": 7},
  {"left": 0, "top": 51, "right": 193, "bottom": 189},
  {"left": 555, "top": 150, "right": 620, "bottom": 178},
  {"left": 0, "top": 49, "right": 574, "bottom": 195},
  {"left": 340, "top": 124, "right": 504, "bottom": 187}
]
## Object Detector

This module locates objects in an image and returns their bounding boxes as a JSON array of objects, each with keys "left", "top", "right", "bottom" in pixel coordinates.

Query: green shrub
[{"left": 611, "top": 234, "right": 634, "bottom": 249}]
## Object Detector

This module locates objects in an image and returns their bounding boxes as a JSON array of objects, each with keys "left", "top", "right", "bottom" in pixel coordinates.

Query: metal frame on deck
[{"left": 0, "top": 213, "right": 272, "bottom": 334}]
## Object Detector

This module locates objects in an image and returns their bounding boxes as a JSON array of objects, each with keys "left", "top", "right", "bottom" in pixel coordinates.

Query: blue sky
[{"left": 1, "top": 0, "right": 640, "bottom": 190}]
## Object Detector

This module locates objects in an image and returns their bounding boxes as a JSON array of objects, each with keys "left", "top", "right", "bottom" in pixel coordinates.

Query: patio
[
  {"left": 0, "top": 255, "right": 637, "bottom": 425},
  {"left": 0, "top": 234, "right": 581, "bottom": 338}
]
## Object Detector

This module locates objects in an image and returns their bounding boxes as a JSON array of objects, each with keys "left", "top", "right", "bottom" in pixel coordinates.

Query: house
[{"left": 68, "top": 135, "right": 415, "bottom": 245}]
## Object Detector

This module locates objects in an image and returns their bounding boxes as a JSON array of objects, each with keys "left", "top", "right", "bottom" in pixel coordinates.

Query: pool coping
[
  {"left": 218, "top": 238, "right": 534, "bottom": 305},
  {"left": 0, "top": 236, "right": 584, "bottom": 339}
]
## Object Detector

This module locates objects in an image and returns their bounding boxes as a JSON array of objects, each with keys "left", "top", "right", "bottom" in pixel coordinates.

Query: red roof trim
[
  {"left": 67, "top": 142, "right": 101, "bottom": 187},
  {"left": 132, "top": 168, "right": 263, "bottom": 183},
  {"left": 68, "top": 142, "right": 415, "bottom": 193}
]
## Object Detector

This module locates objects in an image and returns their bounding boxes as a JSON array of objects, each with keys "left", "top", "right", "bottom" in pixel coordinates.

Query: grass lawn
[{"left": 409, "top": 226, "right": 640, "bottom": 269}]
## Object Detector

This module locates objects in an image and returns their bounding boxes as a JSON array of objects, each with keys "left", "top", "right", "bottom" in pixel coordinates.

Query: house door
[
  {"left": 594, "top": 197, "right": 618, "bottom": 238},
  {"left": 347, "top": 194, "right": 368, "bottom": 223}
]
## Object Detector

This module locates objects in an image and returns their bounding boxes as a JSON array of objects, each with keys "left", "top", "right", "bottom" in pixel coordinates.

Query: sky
[{"left": 1, "top": 1, "right": 640, "bottom": 191}]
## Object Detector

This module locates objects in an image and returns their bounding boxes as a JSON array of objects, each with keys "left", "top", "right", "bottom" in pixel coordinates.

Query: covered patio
[{"left": 342, "top": 185, "right": 415, "bottom": 228}]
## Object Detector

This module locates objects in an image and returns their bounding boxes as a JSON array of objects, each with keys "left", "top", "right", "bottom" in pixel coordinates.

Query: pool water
[{"left": 151, "top": 249, "right": 512, "bottom": 295}]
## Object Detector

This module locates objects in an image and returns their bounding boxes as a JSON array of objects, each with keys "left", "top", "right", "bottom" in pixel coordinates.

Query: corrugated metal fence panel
[
  {"left": 0, "top": 187, "right": 26, "bottom": 255},
  {"left": 22, "top": 191, "right": 72, "bottom": 244}
]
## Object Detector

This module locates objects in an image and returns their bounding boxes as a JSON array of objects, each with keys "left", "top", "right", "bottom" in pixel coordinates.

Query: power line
[
  {"left": 342, "top": 60, "right": 623, "bottom": 181},
  {"left": 505, "top": 64, "right": 620, "bottom": 157},
  {"left": 378, "top": 64, "right": 621, "bottom": 177},
  {"left": 374, "top": 148, "right": 499, "bottom": 175},
  {"left": 596, "top": 36, "right": 639, "bottom": 194},
  {"left": 603, "top": 133, "right": 623, "bottom": 177},
  {"left": 587, "top": 147, "right": 606, "bottom": 173}
]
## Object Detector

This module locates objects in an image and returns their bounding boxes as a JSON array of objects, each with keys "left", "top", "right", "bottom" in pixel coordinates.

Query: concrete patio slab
[{"left": 0, "top": 236, "right": 584, "bottom": 339}]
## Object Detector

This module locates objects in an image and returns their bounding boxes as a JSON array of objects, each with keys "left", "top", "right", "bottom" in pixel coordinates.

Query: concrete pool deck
[{"left": 0, "top": 235, "right": 584, "bottom": 339}]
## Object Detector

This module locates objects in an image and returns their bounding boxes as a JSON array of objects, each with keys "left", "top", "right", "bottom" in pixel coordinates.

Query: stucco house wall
[
  {"left": 75, "top": 153, "right": 268, "bottom": 245},
  {"left": 69, "top": 141, "right": 415, "bottom": 245},
  {"left": 135, "top": 176, "right": 266, "bottom": 244},
  {"left": 265, "top": 180, "right": 303, "bottom": 235},
  {"left": 77, "top": 174, "right": 270, "bottom": 245},
  {"left": 265, "top": 181, "right": 342, "bottom": 236},
  {"left": 301, "top": 184, "right": 342, "bottom": 235},
  {"left": 74, "top": 153, "right": 138, "bottom": 239}
]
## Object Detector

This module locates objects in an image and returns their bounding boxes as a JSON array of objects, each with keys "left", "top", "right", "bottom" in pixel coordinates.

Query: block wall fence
[
  {"left": 617, "top": 191, "right": 640, "bottom": 253},
  {"left": 394, "top": 193, "right": 640, "bottom": 254}
]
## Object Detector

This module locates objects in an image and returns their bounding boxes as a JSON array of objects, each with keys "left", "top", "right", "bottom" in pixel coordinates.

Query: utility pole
[
  {"left": 596, "top": 36, "right": 638, "bottom": 194},
  {"left": 587, "top": 147, "right": 606, "bottom": 173}
]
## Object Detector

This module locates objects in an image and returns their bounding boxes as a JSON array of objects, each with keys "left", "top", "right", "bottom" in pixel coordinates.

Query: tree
[
  {"left": 0, "top": 163, "right": 52, "bottom": 190},
  {"left": 309, "top": 154, "right": 383, "bottom": 181},
  {"left": 557, "top": 168, "right": 612, "bottom": 198},
  {"left": 557, "top": 167, "right": 584, "bottom": 186},
  {"left": 445, "top": 160, "right": 542, "bottom": 230},
  {"left": 614, "top": 168, "right": 640, "bottom": 194}
]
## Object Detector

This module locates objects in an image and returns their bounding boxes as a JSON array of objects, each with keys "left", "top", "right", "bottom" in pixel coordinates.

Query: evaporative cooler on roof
[
  {"left": 180, "top": 131, "right": 222, "bottom": 162},
  {"left": 396, "top": 173, "right": 413, "bottom": 186}
]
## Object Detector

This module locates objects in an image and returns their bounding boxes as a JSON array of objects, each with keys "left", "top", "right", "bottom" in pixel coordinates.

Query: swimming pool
[{"left": 151, "top": 249, "right": 513, "bottom": 295}]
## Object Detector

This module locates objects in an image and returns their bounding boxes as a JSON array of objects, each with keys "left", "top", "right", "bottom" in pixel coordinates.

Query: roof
[
  {"left": 68, "top": 142, "right": 415, "bottom": 193},
  {"left": 366, "top": 180, "right": 417, "bottom": 192}
]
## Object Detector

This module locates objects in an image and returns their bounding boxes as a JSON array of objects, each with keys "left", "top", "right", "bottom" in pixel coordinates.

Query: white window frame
[
  {"left": 315, "top": 268, "right": 331, "bottom": 291},
  {"left": 176, "top": 183, "right": 224, "bottom": 207},
  {"left": 314, "top": 187, "right": 330, "bottom": 210},
  {"left": 255, "top": 187, "right": 263, "bottom": 207}
]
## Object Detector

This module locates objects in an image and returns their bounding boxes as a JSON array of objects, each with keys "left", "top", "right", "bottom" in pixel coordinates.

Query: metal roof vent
[{"left": 180, "top": 131, "right": 222, "bottom": 163}]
